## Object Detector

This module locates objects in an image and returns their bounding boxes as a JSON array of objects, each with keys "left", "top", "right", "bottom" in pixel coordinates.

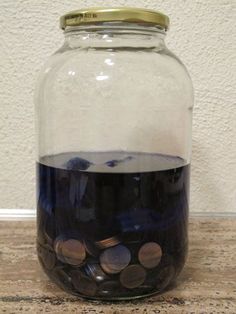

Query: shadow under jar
[{"left": 35, "top": 7, "right": 194, "bottom": 300}]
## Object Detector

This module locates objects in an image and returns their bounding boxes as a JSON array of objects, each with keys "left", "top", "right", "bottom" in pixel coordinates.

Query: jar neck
[{"left": 63, "top": 23, "right": 166, "bottom": 49}]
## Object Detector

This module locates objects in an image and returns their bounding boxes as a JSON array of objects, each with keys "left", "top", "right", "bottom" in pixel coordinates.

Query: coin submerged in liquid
[
  {"left": 54, "top": 237, "right": 86, "bottom": 266},
  {"left": 38, "top": 243, "right": 56, "bottom": 270},
  {"left": 95, "top": 236, "right": 121, "bottom": 249},
  {"left": 54, "top": 237, "right": 66, "bottom": 263},
  {"left": 61, "top": 239, "right": 86, "bottom": 266},
  {"left": 72, "top": 272, "right": 97, "bottom": 297},
  {"left": 138, "top": 242, "right": 162, "bottom": 269},
  {"left": 53, "top": 267, "right": 73, "bottom": 288},
  {"left": 83, "top": 239, "right": 100, "bottom": 257},
  {"left": 100, "top": 244, "right": 131, "bottom": 274},
  {"left": 85, "top": 263, "right": 108, "bottom": 282},
  {"left": 120, "top": 264, "right": 146, "bottom": 289}
]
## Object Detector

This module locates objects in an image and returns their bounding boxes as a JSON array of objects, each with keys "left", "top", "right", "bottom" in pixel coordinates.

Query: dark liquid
[{"left": 37, "top": 151, "right": 190, "bottom": 300}]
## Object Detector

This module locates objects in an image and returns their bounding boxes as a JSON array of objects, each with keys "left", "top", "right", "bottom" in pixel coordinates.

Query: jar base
[
  {"left": 69, "top": 287, "right": 174, "bottom": 301},
  {"left": 39, "top": 258, "right": 178, "bottom": 301}
]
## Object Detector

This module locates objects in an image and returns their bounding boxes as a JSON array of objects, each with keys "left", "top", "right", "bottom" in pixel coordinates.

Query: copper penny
[
  {"left": 100, "top": 244, "right": 131, "bottom": 274},
  {"left": 138, "top": 242, "right": 162, "bottom": 269},
  {"left": 70, "top": 269, "right": 83, "bottom": 289},
  {"left": 61, "top": 239, "right": 86, "bottom": 266},
  {"left": 95, "top": 236, "right": 120, "bottom": 249},
  {"left": 72, "top": 273, "right": 97, "bottom": 297},
  {"left": 54, "top": 237, "right": 66, "bottom": 263},
  {"left": 120, "top": 264, "right": 146, "bottom": 289}
]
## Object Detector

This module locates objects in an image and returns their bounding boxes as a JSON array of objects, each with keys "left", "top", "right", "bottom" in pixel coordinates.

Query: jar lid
[{"left": 60, "top": 7, "right": 169, "bottom": 30}]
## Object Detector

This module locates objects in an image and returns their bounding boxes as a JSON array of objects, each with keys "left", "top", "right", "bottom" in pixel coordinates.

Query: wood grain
[{"left": 0, "top": 218, "right": 235, "bottom": 313}]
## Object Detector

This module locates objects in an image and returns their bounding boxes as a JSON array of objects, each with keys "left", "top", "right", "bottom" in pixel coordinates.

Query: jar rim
[{"left": 60, "top": 7, "right": 170, "bottom": 31}]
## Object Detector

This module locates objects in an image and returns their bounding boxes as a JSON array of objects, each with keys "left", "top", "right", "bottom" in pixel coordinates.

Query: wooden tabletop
[{"left": 0, "top": 217, "right": 235, "bottom": 314}]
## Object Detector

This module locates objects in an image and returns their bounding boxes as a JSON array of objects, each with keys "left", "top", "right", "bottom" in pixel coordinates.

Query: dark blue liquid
[{"left": 37, "top": 151, "right": 190, "bottom": 299}]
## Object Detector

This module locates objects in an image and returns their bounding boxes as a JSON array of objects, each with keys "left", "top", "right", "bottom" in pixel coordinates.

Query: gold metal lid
[{"left": 60, "top": 7, "right": 169, "bottom": 30}]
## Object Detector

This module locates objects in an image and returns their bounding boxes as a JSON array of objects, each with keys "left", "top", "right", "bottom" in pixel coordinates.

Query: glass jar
[{"left": 35, "top": 7, "right": 194, "bottom": 300}]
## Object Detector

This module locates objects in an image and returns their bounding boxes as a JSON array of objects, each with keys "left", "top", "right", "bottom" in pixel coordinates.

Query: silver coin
[
  {"left": 85, "top": 263, "right": 108, "bottom": 282},
  {"left": 138, "top": 242, "right": 162, "bottom": 269},
  {"left": 100, "top": 244, "right": 131, "bottom": 274},
  {"left": 120, "top": 264, "right": 146, "bottom": 289}
]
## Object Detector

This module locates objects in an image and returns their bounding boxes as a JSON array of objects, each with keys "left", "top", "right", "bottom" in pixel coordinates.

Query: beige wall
[{"left": 0, "top": 0, "right": 235, "bottom": 212}]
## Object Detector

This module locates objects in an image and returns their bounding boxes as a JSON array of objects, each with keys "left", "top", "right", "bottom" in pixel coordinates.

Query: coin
[
  {"left": 44, "top": 218, "right": 55, "bottom": 247},
  {"left": 54, "top": 237, "right": 66, "bottom": 263},
  {"left": 69, "top": 269, "right": 83, "bottom": 288},
  {"left": 138, "top": 242, "right": 162, "bottom": 269},
  {"left": 98, "top": 281, "right": 120, "bottom": 296},
  {"left": 38, "top": 243, "right": 56, "bottom": 270},
  {"left": 100, "top": 245, "right": 131, "bottom": 274},
  {"left": 44, "top": 231, "right": 54, "bottom": 247},
  {"left": 37, "top": 231, "right": 45, "bottom": 247},
  {"left": 156, "top": 265, "right": 175, "bottom": 290},
  {"left": 37, "top": 216, "right": 54, "bottom": 248},
  {"left": 85, "top": 263, "right": 108, "bottom": 282},
  {"left": 53, "top": 267, "right": 72, "bottom": 288},
  {"left": 61, "top": 239, "right": 86, "bottom": 266},
  {"left": 72, "top": 272, "right": 97, "bottom": 297},
  {"left": 83, "top": 239, "right": 100, "bottom": 257},
  {"left": 95, "top": 236, "right": 121, "bottom": 249},
  {"left": 120, "top": 264, "right": 146, "bottom": 289}
]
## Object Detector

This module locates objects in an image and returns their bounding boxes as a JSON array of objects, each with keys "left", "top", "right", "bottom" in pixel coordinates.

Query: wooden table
[{"left": 0, "top": 217, "right": 235, "bottom": 313}]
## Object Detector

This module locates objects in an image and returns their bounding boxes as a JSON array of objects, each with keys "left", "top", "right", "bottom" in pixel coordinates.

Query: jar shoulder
[
  {"left": 39, "top": 44, "right": 191, "bottom": 81},
  {"left": 36, "top": 45, "right": 193, "bottom": 108}
]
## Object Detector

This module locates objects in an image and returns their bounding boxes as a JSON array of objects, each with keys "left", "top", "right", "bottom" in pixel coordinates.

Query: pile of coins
[{"left": 38, "top": 231, "right": 176, "bottom": 299}]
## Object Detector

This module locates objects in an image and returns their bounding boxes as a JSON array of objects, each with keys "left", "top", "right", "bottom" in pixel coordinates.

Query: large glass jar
[{"left": 35, "top": 7, "right": 194, "bottom": 300}]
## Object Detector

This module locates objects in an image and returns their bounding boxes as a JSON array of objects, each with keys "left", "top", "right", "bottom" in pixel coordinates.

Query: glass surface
[
  {"left": 35, "top": 23, "right": 193, "bottom": 161},
  {"left": 35, "top": 22, "right": 193, "bottom": 300}
]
